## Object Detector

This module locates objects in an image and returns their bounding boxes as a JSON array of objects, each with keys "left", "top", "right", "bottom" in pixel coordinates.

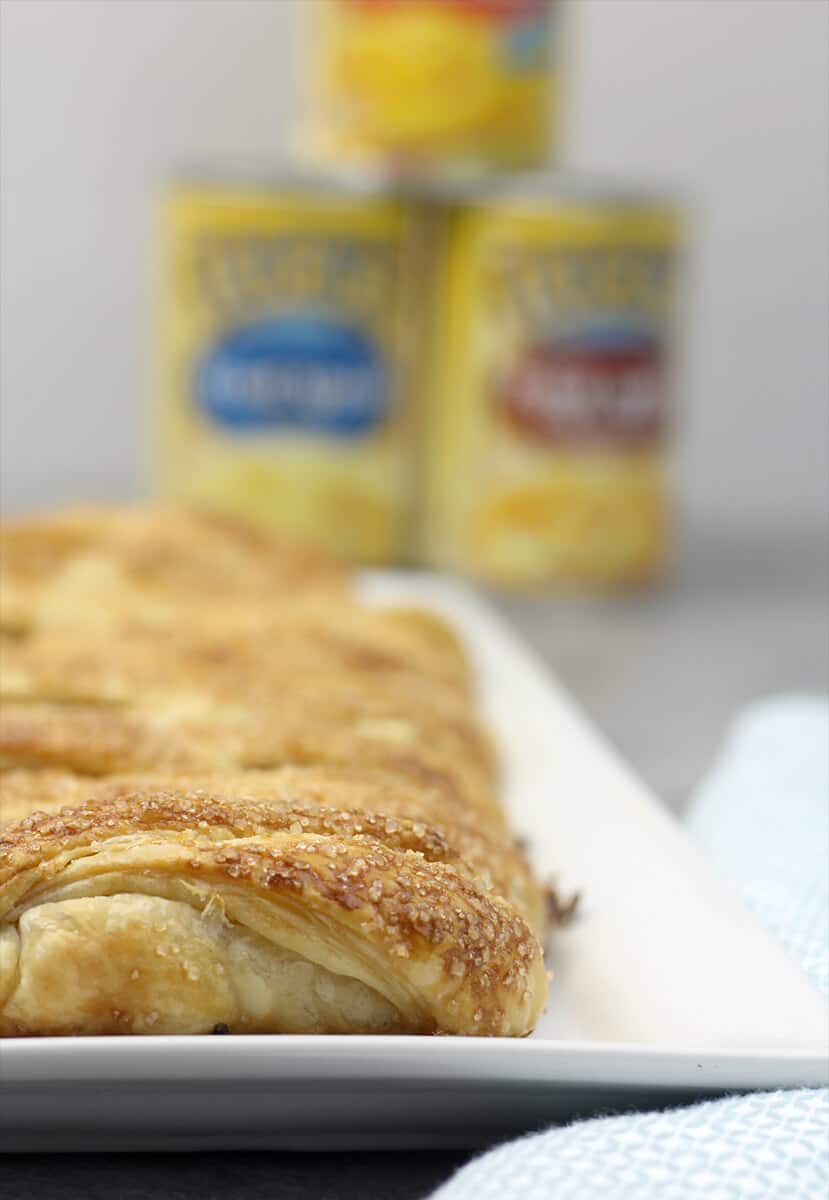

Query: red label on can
[{"left": 500, "top": 340, "right": 666, "bottom": 448}]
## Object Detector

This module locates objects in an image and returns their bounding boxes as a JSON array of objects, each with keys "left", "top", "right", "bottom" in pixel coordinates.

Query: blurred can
[
  {"left": 420, "top": 180, "right": 682, "bottom": 588},
  {"left": 155, "top": 168, "right": 429, "bottom": 563},
  {"left": 303, "top": 0, "right": 561, "bottom": 175}
]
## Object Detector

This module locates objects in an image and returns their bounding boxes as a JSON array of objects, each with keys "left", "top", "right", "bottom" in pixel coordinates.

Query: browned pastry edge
[
  {"left": 0, "top": 504, "right": 550, "bottom": 1038},
  {"left": 0, "top": 791, "right": 547, "bottom": 1037},
  {"left": 0, "top": 767, "right": 544, "bottom": 932}
]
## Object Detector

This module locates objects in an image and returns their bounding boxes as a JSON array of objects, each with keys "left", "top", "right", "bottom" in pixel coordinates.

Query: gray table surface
[
  {"left": 495, "top": 528, "right": 828, "bottom": 814},
  {"left": 3, "top": 528, "right": 827, "bottom": 1199}
]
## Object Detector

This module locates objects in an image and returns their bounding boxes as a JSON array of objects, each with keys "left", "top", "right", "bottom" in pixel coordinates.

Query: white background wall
[{"left": 1, "top": 0, "right": 827, "bottom": 536}]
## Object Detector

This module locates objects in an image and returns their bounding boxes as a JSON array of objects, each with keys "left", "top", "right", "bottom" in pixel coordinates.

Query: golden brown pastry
[
  {"left": 0, "top": 779, "right": 547, "bottom": 1036},
  {"left": 0, "top": 502, "right": 551, "bottom": 1038},
  {"left": 0, "top": 766, "right": 543, "bottom": 933},
  {"left": 0, "top": 504, "right": 347, "bottom": 635},
  {"left": 0, "top": 603, "right": 472, "bottom": 704},
  {"left": 0, "top": 695, "right": 501, "bottom": 829}
]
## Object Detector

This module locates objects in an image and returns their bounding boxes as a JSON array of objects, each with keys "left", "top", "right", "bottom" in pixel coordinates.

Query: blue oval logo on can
[{"left": 197, "top": 316, "right": 388, "bottom": 436}]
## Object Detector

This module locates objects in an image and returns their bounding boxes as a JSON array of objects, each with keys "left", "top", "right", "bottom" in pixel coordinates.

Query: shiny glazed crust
[
  {"left": 0, "top": 784, "right": 547, "bottom": 1037},
  {"left": 0, "top": 766, "right": 544, "bottom": 934},
  {"left": 0, "top": 504, "right": 551, "bottom": 1037},
  {"left": 0, "top": 697, "right": 501, "bottom": 828}
]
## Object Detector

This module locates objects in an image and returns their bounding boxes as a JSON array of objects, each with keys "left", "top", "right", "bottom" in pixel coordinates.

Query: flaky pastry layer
[
  {"left": 0, "top": 786, "right": 547, "bottom": 1037},
  {"left": 0, "top": 766, "right": 543, "bottom": 933},
  {"left": 0, "top": 502, "right": 553, "bottom": 1039}
]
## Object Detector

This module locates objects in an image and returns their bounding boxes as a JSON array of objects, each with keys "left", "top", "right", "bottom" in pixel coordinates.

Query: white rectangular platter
[{"left": 1, "top": 573, "right": 826, "bottom": 1151}]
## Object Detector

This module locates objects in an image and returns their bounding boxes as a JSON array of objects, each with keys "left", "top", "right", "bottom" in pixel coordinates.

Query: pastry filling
[{"left": 0, "top": 895, "right": 404, "bottom": 1036}]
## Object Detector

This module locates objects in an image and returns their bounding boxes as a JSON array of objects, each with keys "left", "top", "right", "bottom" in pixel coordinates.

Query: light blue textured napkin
[{"left": 432, "top": 696, "right": 829, "bottom": 1200}]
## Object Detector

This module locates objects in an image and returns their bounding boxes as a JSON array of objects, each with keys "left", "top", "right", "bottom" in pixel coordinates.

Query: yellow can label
[
  {"left": 155, "top": 184, "right": 421, "bottom": 563},
  {"left": 423, "top": 201, "right": 680, "bottom": 587},
  {"left": 306, "top": 0, "right": 559, "bottom": 171}
]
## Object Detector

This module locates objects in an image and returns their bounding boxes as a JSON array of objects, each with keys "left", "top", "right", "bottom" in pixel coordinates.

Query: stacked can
[
  {"left": 155, "top": 170, "right": 427, "bottom": 564},
  {"left": 156, "top": 1, "right": 681, "bottom": 586},
  {"left": 419, "top": 181, "right": 680, "bottom": 587},
  {"left": 301, "top": 0, "right": 559, "bottom": 175}
]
